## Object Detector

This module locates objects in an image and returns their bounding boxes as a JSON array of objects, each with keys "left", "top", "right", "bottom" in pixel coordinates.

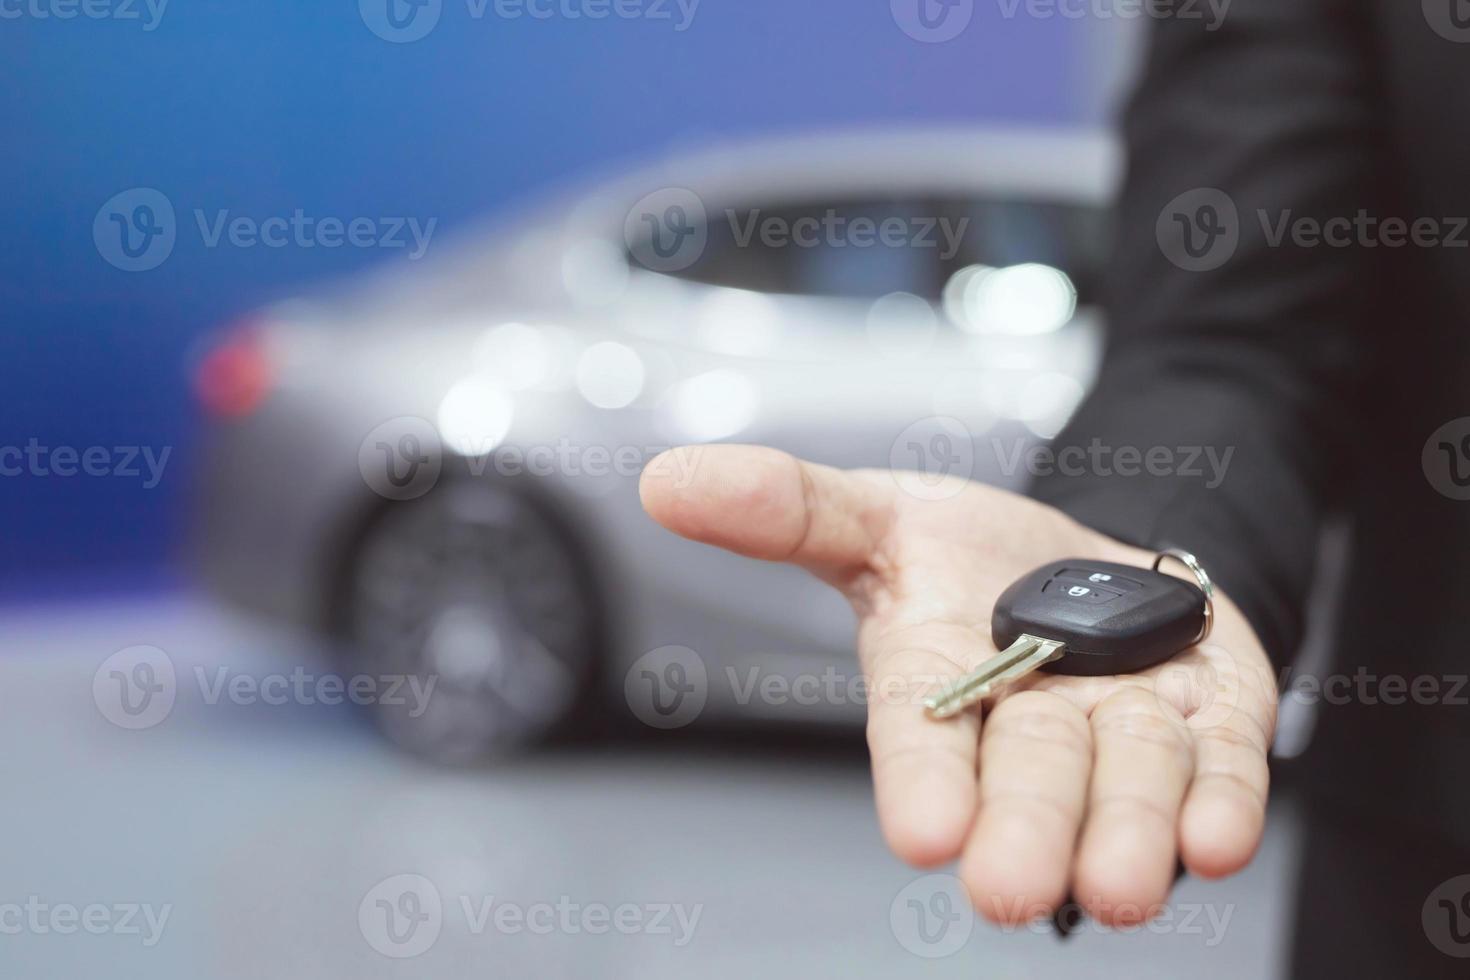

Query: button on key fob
[{"left": 925, "top": 559, "right": 1209, "bottom": 719}]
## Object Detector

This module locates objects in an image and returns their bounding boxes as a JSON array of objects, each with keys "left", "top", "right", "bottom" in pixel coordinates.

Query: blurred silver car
[{"left": 191, "top": 127, "right": 1118, "bottom": 761}]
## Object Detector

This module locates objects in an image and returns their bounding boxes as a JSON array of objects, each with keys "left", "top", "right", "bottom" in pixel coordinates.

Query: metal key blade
[{"left": 924, "top": 635, "right": 1066, "bottom": 719}]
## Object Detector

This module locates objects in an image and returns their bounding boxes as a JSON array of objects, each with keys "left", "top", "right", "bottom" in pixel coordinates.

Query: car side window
[{"left": 627, "top": 196, "right": 1107, "bottom": 308}]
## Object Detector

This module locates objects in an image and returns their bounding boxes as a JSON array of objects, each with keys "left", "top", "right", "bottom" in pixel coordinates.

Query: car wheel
[{"left": 345, "top": 479, "right": 597, "bottom": 762}]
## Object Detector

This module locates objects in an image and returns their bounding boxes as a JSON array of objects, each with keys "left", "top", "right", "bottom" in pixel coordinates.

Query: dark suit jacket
[{"left": 1032, "top": 0, "right": 1470, "bottom": 839}]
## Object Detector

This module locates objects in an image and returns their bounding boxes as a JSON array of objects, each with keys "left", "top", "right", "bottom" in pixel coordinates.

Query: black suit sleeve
[{"left": 1030, "top": 0, "right": 1381, "bottom": 663}]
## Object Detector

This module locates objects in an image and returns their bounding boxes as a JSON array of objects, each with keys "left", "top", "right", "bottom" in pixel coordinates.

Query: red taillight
[{"left": 195, "top": 325, "right": 274, "bottom": 419}]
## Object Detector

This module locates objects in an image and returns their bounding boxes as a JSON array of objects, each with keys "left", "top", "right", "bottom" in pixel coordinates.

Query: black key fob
[{"left": 990, "top": 560, "right": 1208, "bottom": 677}]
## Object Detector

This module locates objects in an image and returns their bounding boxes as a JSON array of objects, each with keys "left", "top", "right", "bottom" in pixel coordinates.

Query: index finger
[{"left": 862, "top": 619, "right": 988, "bottom": 867}]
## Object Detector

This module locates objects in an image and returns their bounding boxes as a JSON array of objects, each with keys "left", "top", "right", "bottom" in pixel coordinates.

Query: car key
[{"left": 924, "top": 551, "right": 1212, "bottom": 719}]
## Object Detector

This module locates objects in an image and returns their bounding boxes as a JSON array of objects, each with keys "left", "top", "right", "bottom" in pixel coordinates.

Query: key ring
[{"left": 1153, "top": 548, "right": 1214, "bottom": 644}]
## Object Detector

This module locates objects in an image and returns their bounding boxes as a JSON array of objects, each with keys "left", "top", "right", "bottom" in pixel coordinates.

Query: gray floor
[{"left": 0, "top": 595, "right": 1297, "bottom": 978}]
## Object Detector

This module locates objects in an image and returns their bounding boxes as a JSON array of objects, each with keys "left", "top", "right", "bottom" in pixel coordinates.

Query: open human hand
[{"left": 640, "top": 445, "right": 1277, "bottom": 926}]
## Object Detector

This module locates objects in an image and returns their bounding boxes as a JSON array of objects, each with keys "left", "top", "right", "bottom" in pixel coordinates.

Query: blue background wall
[{"left": 1, "top": 0, "right": 1107, "bottom": 592}]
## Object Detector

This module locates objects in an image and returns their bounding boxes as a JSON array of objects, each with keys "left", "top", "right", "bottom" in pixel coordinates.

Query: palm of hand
[{"left": 642, "top": 446, "right": 1277, "bottom": 926}]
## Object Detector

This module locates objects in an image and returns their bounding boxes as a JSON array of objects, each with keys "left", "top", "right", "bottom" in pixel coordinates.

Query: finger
[
  {"left": 1074, "top": 687, "right": 1194, "bottom": 925},
  {"left": 1179, "top": 711, "right": 1271, "bottom": 879},
  {"left": 1154, "top": 631, "right": 1276, "bottom": 880},
  {"left": 640, "top": 445, "right": 891, "bottom": 585},
  {"left": 958, "top": 690, "right": 1092, "bottom": 924},
  {"left": 862, "top": 621, "right": 987, "bottom": 868}
]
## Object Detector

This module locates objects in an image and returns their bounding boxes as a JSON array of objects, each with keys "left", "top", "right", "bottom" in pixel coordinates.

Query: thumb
[{"left": 639, "top": 445, "right": 892, "bottom": 581}]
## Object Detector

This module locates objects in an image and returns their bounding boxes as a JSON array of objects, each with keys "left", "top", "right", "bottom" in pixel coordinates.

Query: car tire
[{"left": 344, "top": 478, "right": 598, "bottom": 763}]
